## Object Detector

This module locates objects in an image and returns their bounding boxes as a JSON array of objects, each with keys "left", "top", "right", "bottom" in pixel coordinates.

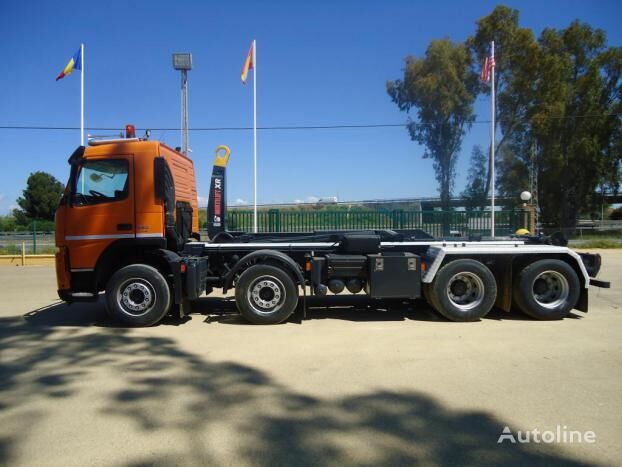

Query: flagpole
[
  {"left": 80, "top": 43, "right": 84, "bottom": 146},
  {"left": 252, "top": 39, "right": 258, "bottom": 233},
  {"left": 490, "top": 40, "right": 495, "bottom": 238}
]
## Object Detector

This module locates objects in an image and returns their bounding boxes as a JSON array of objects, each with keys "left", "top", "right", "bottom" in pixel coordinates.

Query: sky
[{"left": 1, "top": 0, "right": 621, "bottom": 214}]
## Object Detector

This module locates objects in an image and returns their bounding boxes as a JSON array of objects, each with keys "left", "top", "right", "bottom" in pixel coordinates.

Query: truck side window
[{"left": 73, "top": 159, "right": 129, "bottom": 205}]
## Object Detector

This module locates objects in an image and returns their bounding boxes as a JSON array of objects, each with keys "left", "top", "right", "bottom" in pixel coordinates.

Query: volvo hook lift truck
[{"left": 54, "top": 125, "right": 610, "bottom": 326}]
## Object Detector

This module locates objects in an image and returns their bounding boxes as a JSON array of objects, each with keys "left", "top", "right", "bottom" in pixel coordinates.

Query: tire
[
  {"left": 422, "top": 283, "right": 438, "bottom": 310},
  {"left": 235, "top": 264, "right": 299, "bottom": 324},
  {"left": 105, "top": 264, "right": 172, "bottom": 327},
  {"left": 428, "top": 259, "right": 497, "bottom": 322},
  {"left": 513, "top": 259, "right": 580, "bottom": 320}
]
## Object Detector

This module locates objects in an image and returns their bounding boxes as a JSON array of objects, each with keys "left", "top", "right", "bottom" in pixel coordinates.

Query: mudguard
[{"left": 223, "top": 249, "right": 305, "bottom": 292}]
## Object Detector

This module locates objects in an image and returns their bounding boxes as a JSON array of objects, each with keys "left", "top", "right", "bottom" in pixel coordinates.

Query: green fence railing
[
  {"left": 0, "top": 231, "right": 55, "bottom": 255},
  {"left": 227, "top": 209, "right": 530, "bottom": 237}
]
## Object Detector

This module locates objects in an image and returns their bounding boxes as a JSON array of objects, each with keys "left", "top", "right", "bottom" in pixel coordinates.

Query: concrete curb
[{"left": 0, "top": 254, "right": 55, "bottom": 266}]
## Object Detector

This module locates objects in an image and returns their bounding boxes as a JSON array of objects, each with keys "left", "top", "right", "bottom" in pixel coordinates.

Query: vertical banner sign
[
  {"left": 207, "top": 165, "right": 226, "bottom": 239},
  {"left": 207, "top": 146, "right": 231, "bottom": 239}
]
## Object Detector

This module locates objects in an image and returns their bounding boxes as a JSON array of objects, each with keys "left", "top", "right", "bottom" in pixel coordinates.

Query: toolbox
[{"left": 365, "top": 252, "right": 421, "bottom": 299}]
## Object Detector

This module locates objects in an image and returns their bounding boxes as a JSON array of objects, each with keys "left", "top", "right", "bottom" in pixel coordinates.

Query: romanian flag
[
  {"left": 56, "top": 47, "right": 82, "bottom": 81},
  {"left": 240, "top": 42, "right": 254, "bottom": 85}
]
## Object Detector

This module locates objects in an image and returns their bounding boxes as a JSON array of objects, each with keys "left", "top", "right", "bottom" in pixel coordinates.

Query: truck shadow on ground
[
  {"left": 191, "top": 295, "right": 445, "bottom": 325},
  {"left": 1, "top": 310, "right": 592, "bottom": 466},
  {"left": 22, "top": 299, "right": 115, "bottom": 328},
  {"left": 191, "top": 295, "right": 566, "bottom": 325},
  {"left": 21, "top": 294, "right": 580, "bottom": 328}
]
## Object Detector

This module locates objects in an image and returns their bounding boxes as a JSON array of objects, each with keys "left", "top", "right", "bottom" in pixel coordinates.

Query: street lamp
[
  {"left": 172, "top": 53, "right": 192, "bottom": 155},
  {"left": 519, "top": 191, "right": 534, "bottom": 234},
  {"left": 520, "top": 191, "right": 532, "bottom": 205}
]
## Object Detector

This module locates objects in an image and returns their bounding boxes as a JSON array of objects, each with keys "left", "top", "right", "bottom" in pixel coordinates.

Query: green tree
[
  {"left": 14, "top": 171, "right": 64, "bottom": 223},
  {"left": 496, "top": 142, "right": 531, "bottom": 209},
  {"left": 387, "top": 39, "right": 479, "bottom": 213},
  {"left": 461, "top": 145, "right": 489, "bottom": 210},
  {"left": 532, "top": 22, "right": 621, "bottom": 229},
  {"left": 0, "top": 215, "right": 17, "bottom": 231},
  {"left": 471, "top": 6, "right": 621, "bottom": 230}
]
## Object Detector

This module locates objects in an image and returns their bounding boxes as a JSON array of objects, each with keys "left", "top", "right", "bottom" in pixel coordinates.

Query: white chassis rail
[{"left": 201, "top": 239, "right": 590, "bottom": 289}]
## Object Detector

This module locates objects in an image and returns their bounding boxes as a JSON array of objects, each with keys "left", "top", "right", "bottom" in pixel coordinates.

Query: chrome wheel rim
[
  {"left": 446, "top": 272, "right": 485, "bottom": 311},
  {"left": 532, "top": 270, "right": 569, "bottom": 309},
  {"left": 117, "top": 278, "right": 156, "bottom": 317},
  {"left": 247, "top": 276, "right": 286, "bottom": 315}
]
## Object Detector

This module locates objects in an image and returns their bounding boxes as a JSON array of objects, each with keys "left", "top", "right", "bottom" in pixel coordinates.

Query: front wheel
[
  {"left": 427, "top": 259, "right": 497, "bottom": 322},
  {"left": 513, "top": 259, "right": 580, "bottom": 320},
  {"left": 235, "top": 264, "right": 299, "bottom": 324},
  {"left": 105, "top": 264, "right": 172, "bottom": 327}
]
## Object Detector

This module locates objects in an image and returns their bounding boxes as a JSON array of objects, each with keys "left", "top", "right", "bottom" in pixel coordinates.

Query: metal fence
[
  {"left": 0, "top": 210, "right": 531, "bottom": 255},
  {"left": 228, "top": 209, "right": 529, "bottom": 237},
  {"left": 0, "top": 231, "right": 55, "bottom": 255}
]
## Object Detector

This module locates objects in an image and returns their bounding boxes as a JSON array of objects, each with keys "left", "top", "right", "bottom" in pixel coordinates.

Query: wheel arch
[
  {"left": 95, "top": 239, "right": 177, "bottom": 291},
  {"left": 223, "top": 249, "right": 305, "bottom": 292}
]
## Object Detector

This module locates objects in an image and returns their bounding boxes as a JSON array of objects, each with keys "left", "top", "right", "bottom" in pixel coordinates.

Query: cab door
[{"left": 64, "top": 154, "right": 135, "bottom": 269}]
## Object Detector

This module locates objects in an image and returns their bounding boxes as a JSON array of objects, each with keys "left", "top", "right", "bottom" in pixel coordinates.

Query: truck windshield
[{"left": 73, "top": 159, "right": 129, "bottom": 205}]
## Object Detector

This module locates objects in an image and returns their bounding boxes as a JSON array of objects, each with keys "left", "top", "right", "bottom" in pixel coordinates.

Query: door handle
[{"left": 117, "top": 223, "right": 133, "bottom": 231}]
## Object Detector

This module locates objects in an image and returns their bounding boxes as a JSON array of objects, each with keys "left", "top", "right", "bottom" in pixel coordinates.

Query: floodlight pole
[
  {"left": 181, "top": 69, "right": 189, "bottom": 155},
  {"left": 172, "top": 53, "right": 192, "bottom": 155}
]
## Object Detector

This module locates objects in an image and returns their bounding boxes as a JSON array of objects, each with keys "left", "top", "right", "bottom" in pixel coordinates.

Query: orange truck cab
[{"left": 55, "top": 130, "right": 200, "bottom": 310}]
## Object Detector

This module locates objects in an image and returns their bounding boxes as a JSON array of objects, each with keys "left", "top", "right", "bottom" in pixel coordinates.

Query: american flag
[{"left": 480, "top": 55, "right": 496, "bottom": 82}]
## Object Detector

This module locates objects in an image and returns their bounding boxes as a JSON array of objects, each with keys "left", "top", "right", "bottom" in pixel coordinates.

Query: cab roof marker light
[{"left": 125, "top": 124, "right": 136, "bottom": 138}]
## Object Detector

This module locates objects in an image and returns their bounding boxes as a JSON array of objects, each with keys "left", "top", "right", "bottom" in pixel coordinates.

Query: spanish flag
[
  {"left": 56, "top": 47, "right": 82, "bottom": 81},
  {"left": 241, "top": 42, "right": 254, "bottom": 85}
]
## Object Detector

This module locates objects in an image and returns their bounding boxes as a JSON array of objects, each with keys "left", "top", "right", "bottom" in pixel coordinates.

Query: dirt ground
[{"left": 1, "top": 250, "right": 620, "bottom": 466}]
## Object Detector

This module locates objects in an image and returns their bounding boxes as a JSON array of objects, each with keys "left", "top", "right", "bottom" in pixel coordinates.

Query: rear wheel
[
  {"left": 428, "top": 259, "right": 497, "bottom": 322},
  {"left": 235, "top": 264, "right": 299, "bottom": 324},
  {"left": 513, "top": 259, "right": 580, "bottom": 320},
  {"left": 105, "top": 264, "right": 172, "bottom": 327},
  {"left": 422, "top": 283, "right": 438, "bottom": 311}
]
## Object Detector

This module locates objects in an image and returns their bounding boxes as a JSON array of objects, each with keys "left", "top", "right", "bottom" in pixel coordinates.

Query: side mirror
[{"left": 154, "top": 157, "right": 166, "bottom": 200}]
